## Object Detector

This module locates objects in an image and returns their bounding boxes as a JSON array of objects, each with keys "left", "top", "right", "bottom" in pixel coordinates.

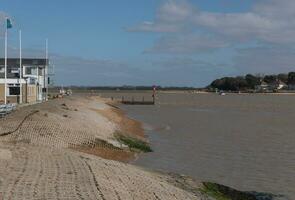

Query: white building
[{"left": 0, "top": 58, "right": 49, "bottom": 104}]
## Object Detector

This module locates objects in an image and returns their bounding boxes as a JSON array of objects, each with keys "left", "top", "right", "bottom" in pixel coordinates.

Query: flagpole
[
  {"left": 4, "top": 21, "right": 7, "bottom": 105},
  {"left": 19, "top": 30, "right": 22, "bottom": 104},
  {"left": 45, "top": 38, "right": 48, "bottom": 101}
]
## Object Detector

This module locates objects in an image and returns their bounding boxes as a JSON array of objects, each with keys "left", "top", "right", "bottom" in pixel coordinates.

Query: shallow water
[{"left": 100, "top": 92, "right": 295, "bottom": 199}]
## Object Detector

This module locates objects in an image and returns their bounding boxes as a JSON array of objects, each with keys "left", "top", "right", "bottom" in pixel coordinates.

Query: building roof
[
  {"left": 278, "top": 80, "right": 287, "bottom": 86},
  {"left": 0, "top": 58, "right": 48, "bottom": 79},
  {"left": 260, "top": 81, "right": 268, "bottom": 86},
  {"left": 0, "top": 58, "right": 48, "bottom": 67}
]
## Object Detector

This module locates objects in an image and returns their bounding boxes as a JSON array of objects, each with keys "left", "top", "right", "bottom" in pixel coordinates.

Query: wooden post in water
[{"left": 152, "top": 86, "right": 156, "bottom": 105}]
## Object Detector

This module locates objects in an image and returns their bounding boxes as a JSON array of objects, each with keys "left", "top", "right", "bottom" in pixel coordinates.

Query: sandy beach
[{"left": 0, "top": 95, "right": 204, "bottom": 200}]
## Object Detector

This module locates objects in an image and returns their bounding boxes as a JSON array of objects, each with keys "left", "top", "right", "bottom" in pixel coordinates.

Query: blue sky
[{"left": 1, "top": 0, "right": 295, "bottom": 86}]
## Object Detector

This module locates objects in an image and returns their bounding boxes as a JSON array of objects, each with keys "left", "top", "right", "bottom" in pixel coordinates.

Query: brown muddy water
[{"left": 100, "top": 91, "right": 294, "bottom": 200}]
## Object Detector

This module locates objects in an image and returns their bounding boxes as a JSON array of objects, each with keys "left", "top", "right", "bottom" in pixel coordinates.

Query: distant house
[
  {"left": 268, "top": 80, "right": 287, "bottom": 90},
  {"left": 255, "top": 81, "right": 269, "bottom": 92},
  {"left": 276, "top": 80, "right": 287, "bottom": 90},
  {"left": 255, "top": 80, "right": 287, "bottom": 92},
  {"left": 0, "top": 58, "right": 49, "bottom": 104}
]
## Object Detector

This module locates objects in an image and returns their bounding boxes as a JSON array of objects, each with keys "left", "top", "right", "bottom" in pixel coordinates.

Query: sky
[{"left": 0, "top": 0, "right": 295, "bottom": 87}]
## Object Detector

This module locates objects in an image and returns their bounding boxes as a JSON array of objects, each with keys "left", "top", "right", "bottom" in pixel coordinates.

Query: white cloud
[
  {"left": 193, "top": 1, "right": 295, "bottom": 44},
  {"left": 128, "top": 0, "right": 295, "bottom": 45},
  {"left": 156, "top": 0, "right": 194, "bottom": 22},
  {"left": 125, "top": 0, "right": 295, "bottom": 80},
  {"left": 2, "top": 3, "right": 294, "bottom": 86},
  {"left": 126, "top": 0, "right": 194, "bottom": 33},
  {"left": 145, "top": 34, "right": 228, "bottom": 54},
  {"left": 195, "top": 12, "right": 274, "bottom": 39},
  {"left": 126, "top": 21, "right": 184, "bottom": 33}
]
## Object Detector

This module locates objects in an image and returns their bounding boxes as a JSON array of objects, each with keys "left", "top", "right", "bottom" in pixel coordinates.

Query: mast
[
  {"left": 45, "top": 38, "right": 48, "bottom": 101},
  {"left": 4, "top": 21, "right": 7, "bottom": 104},
  {"left": 19, "top": 30, "right": 22, "bottom": 103}
]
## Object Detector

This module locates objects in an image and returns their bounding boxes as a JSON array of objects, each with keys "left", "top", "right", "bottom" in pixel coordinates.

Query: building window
[
  {"left": 38, "top": 68, "right": 44, "bottom": 76},
  {"left": 0, "top": 66, "right": 4, "bottom": 73},
  {"left": 24, "top": 66, "right": 37, "bottom": 76},
  {"left": 25, "top": 67, "right": 32, "bottom": 75},
  {"left": 11, "top": 68, "right": 20, "bottom": 74},
  {"left": 29, "top": 78, "right": 36, "bottom": 84},
  {"left": 9, "top": 87, "right": 20, "bottom": 96}
]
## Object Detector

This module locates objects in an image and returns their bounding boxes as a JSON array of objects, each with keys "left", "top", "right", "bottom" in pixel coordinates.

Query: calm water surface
[{"left": 101, "top": 92, "right": 295, "bottom": 199}]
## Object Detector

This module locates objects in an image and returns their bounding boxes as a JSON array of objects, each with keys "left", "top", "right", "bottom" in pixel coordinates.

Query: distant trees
[
  {"left": 288, "top": 72, "right": 295, "bottom": 85},
  {"left": 209, "top": 72, "right": 295, "bottom": 91},
  {"left": 210, "top": 76, "right": 249, "bottom": 91},
  {"left": 278, "top": 73, "right": 288, "bottom": 83},
  {"left": 54, "top": 86, "right": 197, "bottom": 91},
  {"left": 245, "top": 74, "right": 260, "bottom": 89},
  {"left": 263, "top": 75, "right": 277, "bottom": 84}
]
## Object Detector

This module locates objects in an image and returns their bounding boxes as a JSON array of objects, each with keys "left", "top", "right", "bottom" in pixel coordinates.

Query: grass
[
  {"left": 115, "top": 134, "right": 152, "bottom": 153},
  {"left": 200, "top": 182, "right": 258, "bottom": 200},
  {"left": 200, "top": 182, "right": 231, "bottom": 200}
]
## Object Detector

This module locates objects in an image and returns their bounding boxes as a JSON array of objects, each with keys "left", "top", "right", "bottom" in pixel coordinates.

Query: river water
[{"left": 100, "top": 92, "right": 295, "bottom": 199}]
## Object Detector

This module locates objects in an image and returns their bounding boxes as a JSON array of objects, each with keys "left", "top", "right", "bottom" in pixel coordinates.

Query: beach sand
[{"left": 0, "top": 95, "right": 204, "bottom": 200}]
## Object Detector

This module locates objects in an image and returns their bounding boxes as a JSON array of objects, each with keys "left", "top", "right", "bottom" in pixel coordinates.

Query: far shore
[{"left": 51, "top": 88, "right": 295, "bottom": 96}]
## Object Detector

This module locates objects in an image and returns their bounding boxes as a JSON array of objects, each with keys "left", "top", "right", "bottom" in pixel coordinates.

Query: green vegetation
[
  {"left": 200, "top": 182, "right": 258, "bottom": 200},
  {"left": 116, "top": 134, "right": 152, "bottom": 153},
  {"left": 288, "top": 72, "right": 295, "bottom": 84},
  {"left": 209, "top": 72, "right": 295, "bottom": 91}
]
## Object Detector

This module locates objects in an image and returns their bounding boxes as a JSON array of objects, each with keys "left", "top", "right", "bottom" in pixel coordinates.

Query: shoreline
[
  {"left": 0, "top": 95, "right": 203, "bottom": 199},
  {"left": 100, "top": 99, "right": 146, "bottom": 138},
  {"left": 0, "top": 95, "right": 281, "bottom": 200},
  {"left": 73, "top": 97, "right": 148, "bottom": 162}
]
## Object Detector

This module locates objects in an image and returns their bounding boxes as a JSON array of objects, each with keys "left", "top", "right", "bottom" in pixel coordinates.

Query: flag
[{"left": 6, "top": 18, "right": 12, "bottom": 29}]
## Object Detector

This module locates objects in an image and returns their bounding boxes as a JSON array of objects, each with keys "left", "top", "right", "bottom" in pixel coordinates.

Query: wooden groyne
[{"left": 119, "top": 96, "right": 155, "bottom": 105}]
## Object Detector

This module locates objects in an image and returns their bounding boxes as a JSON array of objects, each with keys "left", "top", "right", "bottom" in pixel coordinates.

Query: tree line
[
  {"left": 209, "top": 72, "right": 295, "bottom": 91},
  {"left": 52, "top": 85, "right": 197, "bottom": 91}
]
